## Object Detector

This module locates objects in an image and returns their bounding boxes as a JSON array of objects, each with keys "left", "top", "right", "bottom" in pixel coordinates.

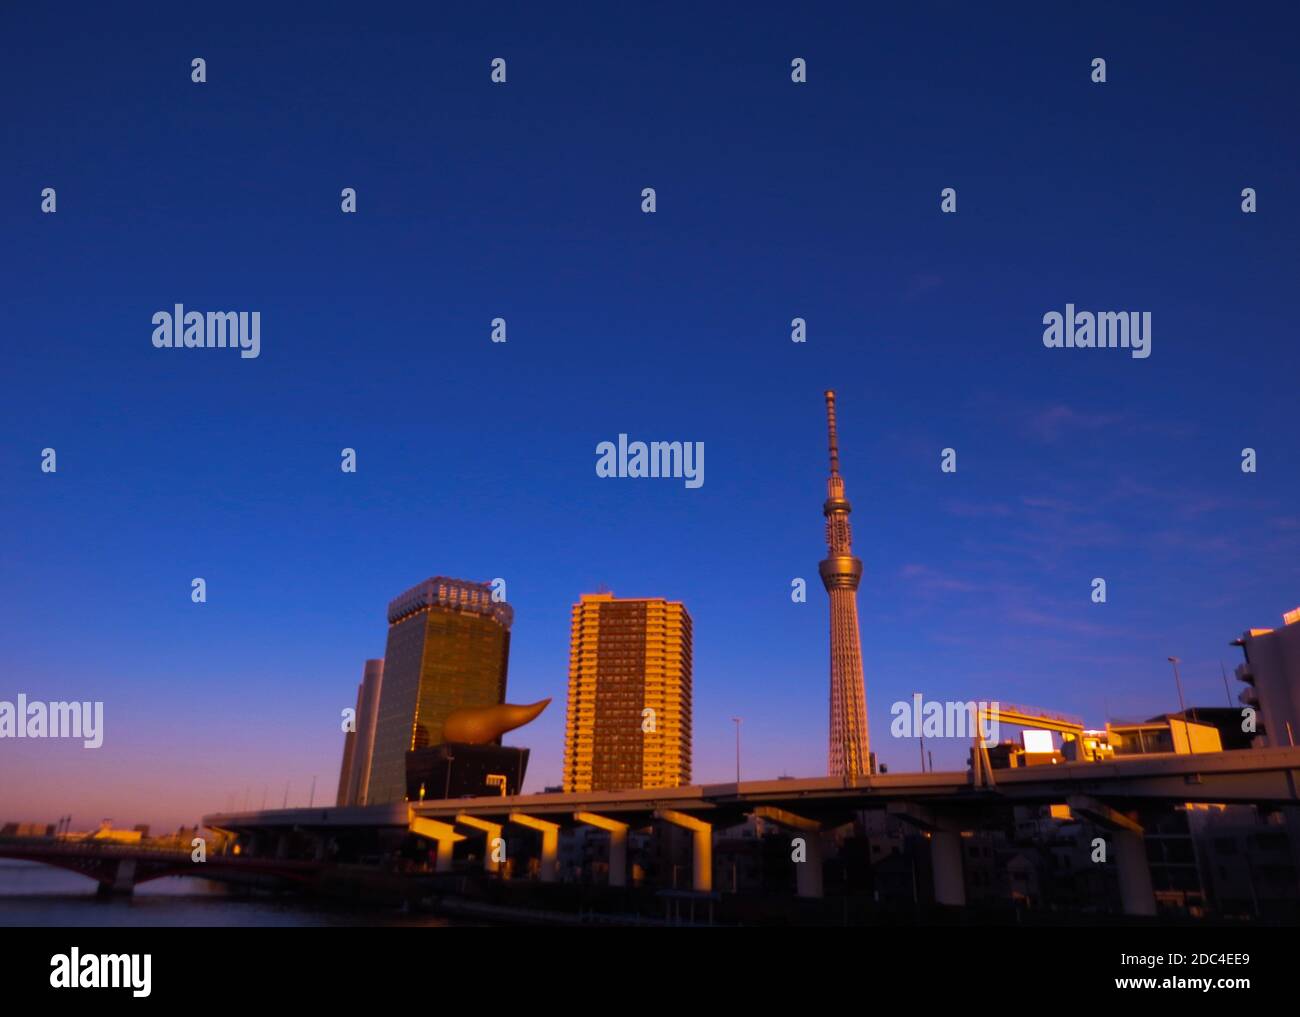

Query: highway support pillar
[
  {"left": 455, "top": 814, "right": 505, "bottom": 875},
  {"left": 655, "top": 810, "right": 713, "bottom": 893},
  {"left": 1068, "top": 796, "right": 1156, "bottom": 917},
  {"left": 575, "top": 812, "right": 630, "bottom": 887},
  {"left": 509, "top": 813, "right": 561, "bottom": 883},
  {"left": 930, "top": 830, "right": 964, "bottom": 907},
  {"left": 888, "top": 803, "right": 967, "bottom": 907},
  {"left": 409, "top": 815, "right": 465, "bottom": 873},
  {"left": 1114, "top": 830, "right": 1158, "bottom": 917},
  {"left": 753, "top": 806, "right": 824, "bottom": 898}
]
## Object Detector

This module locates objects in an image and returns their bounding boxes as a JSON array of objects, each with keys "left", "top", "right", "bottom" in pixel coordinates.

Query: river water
[{"left": 0, "top": 860, "right": 459, "bottom": 927}]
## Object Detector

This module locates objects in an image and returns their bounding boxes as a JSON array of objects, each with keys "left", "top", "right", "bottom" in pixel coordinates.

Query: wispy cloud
[
  {"left": 899, "top": 563, "right": 983, "bottom": 593},
  {"left": 902, "top": 273, "right": 942, "bottom": 301},
  {"left": 1027, "top": 404, "right": 1129, "bottom": 443},
  {"left": 943, "top": 499, "right": 1013, "bottom": 519}
]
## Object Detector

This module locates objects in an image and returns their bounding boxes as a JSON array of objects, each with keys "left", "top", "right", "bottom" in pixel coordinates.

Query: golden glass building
[
  {"left": 366, "top": 577, "right": 513, "bottom": 804},
  {"left": 563, "top": 592, "right": 692, "bottom": 792}
]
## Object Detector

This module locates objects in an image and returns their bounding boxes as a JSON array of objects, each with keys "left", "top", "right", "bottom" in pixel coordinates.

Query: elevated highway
[{"left": 200, "top": 746, "right": 1300, "bottom": 915}]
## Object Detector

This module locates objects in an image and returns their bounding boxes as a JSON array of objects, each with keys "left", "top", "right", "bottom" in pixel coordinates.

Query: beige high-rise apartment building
[{"left": 563, "top": 593, "right": 692, "bottom": 792}]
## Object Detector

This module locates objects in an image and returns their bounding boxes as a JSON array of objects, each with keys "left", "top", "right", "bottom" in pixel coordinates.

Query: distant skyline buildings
[
  {"left": 335, "top": 712, "right": 355, "bottom": 807},
  {"left": 336, "top": 659, "right": 383, "bottom": 807},
  {"left": 1234, "top": 609, "right": 1300, "bottom": 751},
  {"left": 563, "top": 592, "right": 693, "bottom": 792},
  {"left": 366, "top": 578, "right": 513, "bottom": 804},
  {"left": 332, "top": 580, "right": 701, "bottom": 805}
]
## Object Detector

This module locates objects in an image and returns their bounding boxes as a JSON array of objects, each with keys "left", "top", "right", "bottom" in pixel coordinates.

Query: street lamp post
[
  {"left": 731, "top": 717, "right": 742, "bottom": 783},
  {"left": 1168, "top": 656, "right": 1194, "bottom": 754},
  {"left": 918, "top": 692, "right": 926, "bottom": 772}
]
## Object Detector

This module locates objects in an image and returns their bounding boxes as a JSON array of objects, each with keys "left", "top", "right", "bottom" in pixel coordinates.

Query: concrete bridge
[
  {"left": 0, "top": 836, "right": 321, "bottom": 896},
  {"left": 205, "top": 745, "right": 1300, "bottom": 917}
]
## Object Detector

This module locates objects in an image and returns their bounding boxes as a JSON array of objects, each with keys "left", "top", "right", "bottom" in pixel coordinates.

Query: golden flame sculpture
[{"left": 442, "top": 698, "right": 551, "bottom": 745}]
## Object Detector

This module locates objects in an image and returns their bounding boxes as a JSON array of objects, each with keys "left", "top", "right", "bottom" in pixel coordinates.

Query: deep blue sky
[{"left": 3, "top": 2, "right": 1298, "bottom": 829}]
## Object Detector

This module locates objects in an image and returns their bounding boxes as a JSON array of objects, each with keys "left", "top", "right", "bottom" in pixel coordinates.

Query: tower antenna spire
[{"left": 825, "top": 390, "right": 841, "bottom": 477}]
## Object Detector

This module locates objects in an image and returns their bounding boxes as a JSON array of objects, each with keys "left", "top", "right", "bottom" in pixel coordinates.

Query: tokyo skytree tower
[{"left": 818, "top": 390, "right": 871, "bottom": 777}]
